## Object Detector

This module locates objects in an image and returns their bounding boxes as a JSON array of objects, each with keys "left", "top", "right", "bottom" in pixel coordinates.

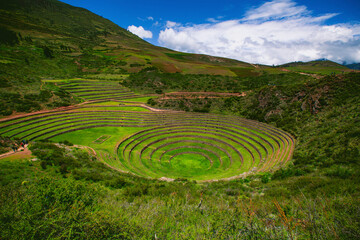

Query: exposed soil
[
  {"left": 140, "top": 104, "right": 176, "bottom": 112},
  {"left": 0, "top": 146, "right": 32, "bottom": 160}
]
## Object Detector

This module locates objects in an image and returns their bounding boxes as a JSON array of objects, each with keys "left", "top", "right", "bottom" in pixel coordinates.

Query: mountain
[
  {"left": 344, "top": 63, "right": 360, "bottom": 70},
  {"left": 0, "top": 0, "right": 355, "bottom": 116},
  {"left": 279, "top": 60, "right": 350, "bottom": 74},
  {"left": 0, "top": 0, "right": 259, "bottom": 78},
  {"left": 0, "top": 0, "right": 262, "bottom": 115},
  {"left": 1, "top": 0, "right": 352, "bottom": 79}
]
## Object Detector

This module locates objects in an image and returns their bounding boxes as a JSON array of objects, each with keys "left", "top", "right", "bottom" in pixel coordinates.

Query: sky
[{"left": 61, "top": 0, "right": 360, "bottom": 65}]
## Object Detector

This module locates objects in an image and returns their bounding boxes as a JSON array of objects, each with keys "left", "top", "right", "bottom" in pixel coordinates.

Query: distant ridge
[
  {"left": 279, "top": 60, "right": 347, "bottom": 68},
  {"left": 344, "top": 63, "right": 360, "bottom": 70}
]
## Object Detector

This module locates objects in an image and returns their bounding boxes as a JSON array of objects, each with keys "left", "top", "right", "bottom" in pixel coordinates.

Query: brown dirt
[
  {"left": 140, "top": 104, "right": 175, "bottom": 112},
  {"left": 0, "top": 146, "right": 32, "bottom": 160}
]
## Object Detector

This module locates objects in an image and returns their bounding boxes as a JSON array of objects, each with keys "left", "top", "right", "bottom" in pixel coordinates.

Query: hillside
[
  {"left": 279, "top": 60, "right": 351, "bottom": 74},
  {"left": 0, "top": 0, "right": 260, "bottom": 116},
  {"left": 0, "top": 0, "right": 354, "bottom": 117},
  {"left": 1, "top": 0, "right": 353, "bottom": 81},
  {"left": 345, "top": 62, "right": 360, "bottom": 70},
  {"left": 0, "top": 0, "right": 258, "bottom": 77}
]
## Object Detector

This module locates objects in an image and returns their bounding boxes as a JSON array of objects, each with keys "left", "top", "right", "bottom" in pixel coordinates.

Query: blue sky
[{"left": 61, "top": 0, "right": 360, "bottom": 64}]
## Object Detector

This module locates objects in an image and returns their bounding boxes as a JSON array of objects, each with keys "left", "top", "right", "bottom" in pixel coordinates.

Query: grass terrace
[
  {"left": 0, "top": 86, "right": 295, "bottom": 181},
  {"left": 45, "top": 79, "right": 140, "bottom": 102}
]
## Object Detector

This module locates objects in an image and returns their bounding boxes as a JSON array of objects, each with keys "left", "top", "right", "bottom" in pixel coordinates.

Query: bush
[
  {"left": 261, "top": 173, "right": 271, "bottom": 183},
  {"left": 147, "top": 98, "right": 156, "bottom": 106},
  {"left": 272, "top": 167, "right": 305, "bottom": 180},
  {"left": 60, "top": 140, "right": 73, "bottom": 146},
  {"left": 0, "top": 27, "right": 19, "bottom": 45},
  {"left": 129, "top": 63, "right": 144, "bottom": 67},
  {"left": 42, "top": 46, "right": 54, "bottom": 58}
]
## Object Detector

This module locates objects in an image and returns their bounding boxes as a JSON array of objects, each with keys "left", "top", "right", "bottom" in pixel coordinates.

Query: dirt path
[
  {"left": 140, "top": 104, "right": 175, "bottom": 112},
  {"left": 0, "top": 146, "right": 32, "bottom": 160},
  {"left": 280, "top": 68, "right": 322, "bottom": 79},
  {"left": 298, "top": 72, "right": 322, "bottom": 79}
]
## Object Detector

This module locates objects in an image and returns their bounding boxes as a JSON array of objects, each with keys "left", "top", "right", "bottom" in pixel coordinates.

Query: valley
[
  {"left": 0, "top": 79, "right": 294, "bottom": 181},
  {"left": 0, "top": 0, "right": 359, "bottom": 239}
]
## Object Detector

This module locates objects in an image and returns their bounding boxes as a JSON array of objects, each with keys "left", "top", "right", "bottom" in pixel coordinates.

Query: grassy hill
[
  {"left": 0, "top": 0, "right": 259, "bottom": 77},
  {"left": 279, "top": 60, "right": 351, "bottom": 74},
  {"left": 1, "top": 0, "right": 352, "bottom": 81},
  {"left": 0, "top": 0, "right": 260, "bottom": 116},
  {"left": 0, "top": 0, "right": 354, "bottom": 117}
]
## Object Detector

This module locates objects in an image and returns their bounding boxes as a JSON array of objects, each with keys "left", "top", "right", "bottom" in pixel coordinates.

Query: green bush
[
  {"left": 0, "top": 27, "right": 19, "bottom": 46},
  {"left": 261, "top": 173, "right": 271, "bottom": 183},
  {"left": 272, "top": 167, "right": 305, "bottom": 180}
]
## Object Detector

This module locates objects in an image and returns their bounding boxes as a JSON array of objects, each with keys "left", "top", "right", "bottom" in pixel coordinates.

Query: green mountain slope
[
  {"left": 0, "top": 0, "right": 257, "bottom": 116},
  {"left": 1, "top": 0, "right": 351, "bottom": 79},
  {"left": 279, "top": 60, "right": 350, "bottom": 74},
  {"left": 0, "top": 0, "right": 355, "bottom": 116},
  {"left": 345, "top": 62, "right": 360, "bottom": 70},
  {"left": 0, "top": 0, "right": 258, "bottom": 77}
]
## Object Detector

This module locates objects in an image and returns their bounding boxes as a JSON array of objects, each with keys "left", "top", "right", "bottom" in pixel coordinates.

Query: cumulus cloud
[
  {"left": 158, "top": 0, "right": 360, "bottom": 65},
  {"left": 127, "top": 25, "right": 153, "bottom": 39}
]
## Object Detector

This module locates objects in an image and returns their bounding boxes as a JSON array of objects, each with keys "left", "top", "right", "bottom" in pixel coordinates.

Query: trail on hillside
[{"left": 0, "top": 146, "right": 31, "bottom": 160}]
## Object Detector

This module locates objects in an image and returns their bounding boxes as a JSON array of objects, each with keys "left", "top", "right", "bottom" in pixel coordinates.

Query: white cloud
[
  {"left": 158, "top": 0, "right": 360, "bottom": 65},
  {"left": 243, "top": 0, "right": 308, "bottom": 21},
  {"left": 207, "top": 18, "right": 218, "bottom": 23},
  {"left": 127, "top": 25, "right": 153, "bottom": 39},
  {"left": 147, "top": 16, "right": 154, "bottom": 21},
  {"left": 166, "top": 21, "right": 178, "bottom": 28}
]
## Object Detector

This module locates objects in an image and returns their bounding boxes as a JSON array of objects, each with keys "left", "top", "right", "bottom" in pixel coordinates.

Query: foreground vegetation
[{"left": 1, "top": 141, "right": 359, "bottom": 239}]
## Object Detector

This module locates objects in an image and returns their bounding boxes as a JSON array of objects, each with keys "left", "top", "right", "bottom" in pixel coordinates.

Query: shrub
[
  {"left": 42, "top": 46, "right": 54, "bottom": 58},
  {"left": 0, "top": 27, "right": 19, "bottom": 45},
  {"left": 147, "top": 98, "right": 156, "bottom": 106},
  {"left": 325, "top": 166, "right": 353, "bottom": 179},
  {"left": 60, "top": 140, "right": 73, "bottom": 146},
  {"left": 129, "top": 63, "right": 144, "bottom": 67},
  {"left": 272, "top": 167, "right": 305, "bottom": 180},
  {"left": 261, "top": 173, "right": 271, "bottom": 183}
]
